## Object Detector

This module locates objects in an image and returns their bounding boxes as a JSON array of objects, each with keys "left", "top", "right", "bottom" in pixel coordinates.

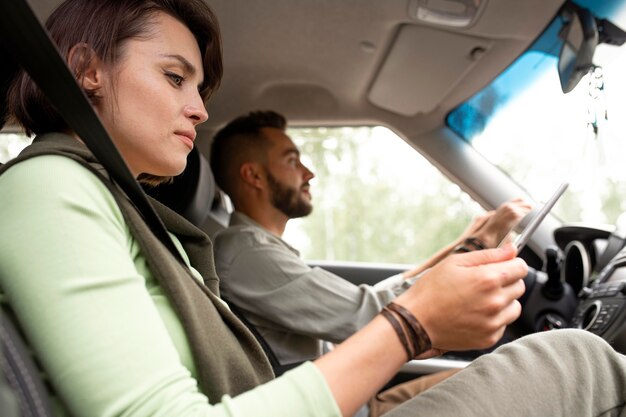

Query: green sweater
[{"left": 0, "top": 154, "right": 340, "bottom": 417}]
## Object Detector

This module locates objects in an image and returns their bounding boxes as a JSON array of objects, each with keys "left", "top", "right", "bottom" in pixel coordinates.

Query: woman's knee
[
  {"left": 514, "top": 329, "right": 611, "bottom": 351},
  {"left": 489, "top": 329, "right": 617, "bottom": 371}
]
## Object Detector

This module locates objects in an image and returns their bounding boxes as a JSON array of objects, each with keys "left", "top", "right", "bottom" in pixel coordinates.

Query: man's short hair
[{"left": 210, "top": 110, "right": 287, "bottom": 198}]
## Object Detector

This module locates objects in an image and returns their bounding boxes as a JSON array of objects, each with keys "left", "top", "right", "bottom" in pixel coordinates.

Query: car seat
[
  {"left": 1, "top": 309, "right": 55, "bottom": 417},
  {"left": 144, "top": 147, "right": 231, "bottom": 238}
]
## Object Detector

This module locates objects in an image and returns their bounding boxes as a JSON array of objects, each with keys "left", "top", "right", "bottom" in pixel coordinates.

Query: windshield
[{"left": 447, "top": 0, "right": 626, "bottom": 225}]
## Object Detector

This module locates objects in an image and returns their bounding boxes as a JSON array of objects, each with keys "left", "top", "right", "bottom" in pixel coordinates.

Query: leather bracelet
[
  {"left": 386, "top": 302, "right": 432, "bottom": 357},
  {"left": 380, "top": 308, "right": 414, "bottom": 360}
]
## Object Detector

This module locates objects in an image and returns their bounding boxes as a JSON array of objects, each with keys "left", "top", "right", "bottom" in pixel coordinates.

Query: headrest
[{"left": 145, "top": 147, "right": 215, "bottom": 227}]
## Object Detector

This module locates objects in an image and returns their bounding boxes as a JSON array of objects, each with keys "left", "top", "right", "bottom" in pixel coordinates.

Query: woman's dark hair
[
  {"left": 210, "top": 110, "right": 287, "bottom": 199},
  {"left": 7, "top": 0, "right": 222, "bottom": 136}
]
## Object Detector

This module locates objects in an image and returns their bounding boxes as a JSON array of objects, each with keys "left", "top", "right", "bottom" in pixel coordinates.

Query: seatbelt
[{"left": 0, "top": 0, "right": 185, "bottom": 263}]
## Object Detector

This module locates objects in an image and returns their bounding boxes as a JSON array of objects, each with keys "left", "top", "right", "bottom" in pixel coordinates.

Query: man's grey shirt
[{"left": 214, "top": 212, "right": 412, "bottom": 364}]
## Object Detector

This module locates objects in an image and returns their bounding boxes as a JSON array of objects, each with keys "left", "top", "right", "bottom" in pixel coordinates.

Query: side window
[
  {"left": 283, "top": 126, "right": 484, "bottom": 264},
  {"left": 0, "top": 133, "right": 32, "bottom": 163}
]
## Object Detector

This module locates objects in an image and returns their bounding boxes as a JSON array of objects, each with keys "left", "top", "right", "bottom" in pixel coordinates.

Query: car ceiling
[{"left": 26, "top": 0, "right": 564, "bottom": 154}]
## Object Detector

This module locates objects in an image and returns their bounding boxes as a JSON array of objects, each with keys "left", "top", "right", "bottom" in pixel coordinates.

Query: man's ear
[
  {"left": 240, "top": 162, "right": 265, "bottom": 190},
  {"left": 67, "top": 43, "right": 105, "bottom": 99}
]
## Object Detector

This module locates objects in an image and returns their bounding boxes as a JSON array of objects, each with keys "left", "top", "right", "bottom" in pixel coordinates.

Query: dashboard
[
  {"left": 520, "top": 223, "right": 626, "bottom": 353},
  {"left": 570, "top": 246, "right": 626, "bottom": 352}
]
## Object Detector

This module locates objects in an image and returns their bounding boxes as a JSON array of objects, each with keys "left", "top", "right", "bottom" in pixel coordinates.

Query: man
[{"left": 210, "top": 110, "right": 530, "bottom": 367}]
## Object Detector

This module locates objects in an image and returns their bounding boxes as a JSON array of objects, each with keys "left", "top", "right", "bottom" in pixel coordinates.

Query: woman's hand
[
  {"left": 397, "top": 243, "right": 528, "bottom": 352},
  {"left": 315, "top": 243, "right": 527, "bottom": 416}
]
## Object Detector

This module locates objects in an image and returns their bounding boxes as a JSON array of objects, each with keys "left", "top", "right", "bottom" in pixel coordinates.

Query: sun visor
[{"left": 368, "top": 25, "right": 492, "bottom": 116}]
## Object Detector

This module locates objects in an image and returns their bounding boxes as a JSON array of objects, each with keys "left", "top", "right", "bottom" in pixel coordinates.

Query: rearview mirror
[{"left": 558, "top": 6, "right": 598, "bottom": 93}]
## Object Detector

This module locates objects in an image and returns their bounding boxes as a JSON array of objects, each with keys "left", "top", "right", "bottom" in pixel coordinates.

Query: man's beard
[{"left": 266, "top": 171, "right": 313, "bottom": 219}]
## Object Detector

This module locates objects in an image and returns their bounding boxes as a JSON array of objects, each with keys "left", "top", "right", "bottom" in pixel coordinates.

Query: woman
[{"left": 1, "top": 1, "right": 626, "bottom": 416}]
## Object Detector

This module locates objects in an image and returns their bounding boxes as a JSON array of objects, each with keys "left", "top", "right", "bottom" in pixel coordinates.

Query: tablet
[{"left": 499, "top": 182, "right": 569, "bottom": 251}]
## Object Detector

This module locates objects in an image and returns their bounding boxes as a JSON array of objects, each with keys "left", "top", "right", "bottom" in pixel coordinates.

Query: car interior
[{"left": 4, "top": 0, "right": 626, "bottom": 415}]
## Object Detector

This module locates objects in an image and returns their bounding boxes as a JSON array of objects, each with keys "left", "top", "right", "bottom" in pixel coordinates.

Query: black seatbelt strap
[{"left": 0, "top": 0, "right": 185, "bottom": 263}]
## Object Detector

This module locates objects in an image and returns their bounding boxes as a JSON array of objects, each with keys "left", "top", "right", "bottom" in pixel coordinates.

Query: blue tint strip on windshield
[
  {"left": 447, "top": 0, "right": 624, "bottom": 143},
  {"left": 448, "top": 51, "right": 558, "bottom": 142},
  {"left": 575, "top": 0, "right": 622, "bottom": 20},
  {"left": 447, "top": 18, "right": 561, "bottom": 142}
]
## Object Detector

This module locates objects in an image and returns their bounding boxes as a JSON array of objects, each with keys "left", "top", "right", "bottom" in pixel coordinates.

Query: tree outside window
[{"left": 284, "top": 126, "right": 484, "bottom": 264}]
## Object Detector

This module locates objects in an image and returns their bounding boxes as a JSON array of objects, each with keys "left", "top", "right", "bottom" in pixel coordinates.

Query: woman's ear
[{"left": 67, "top": 43, "right": 104, "bottom": 100}]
